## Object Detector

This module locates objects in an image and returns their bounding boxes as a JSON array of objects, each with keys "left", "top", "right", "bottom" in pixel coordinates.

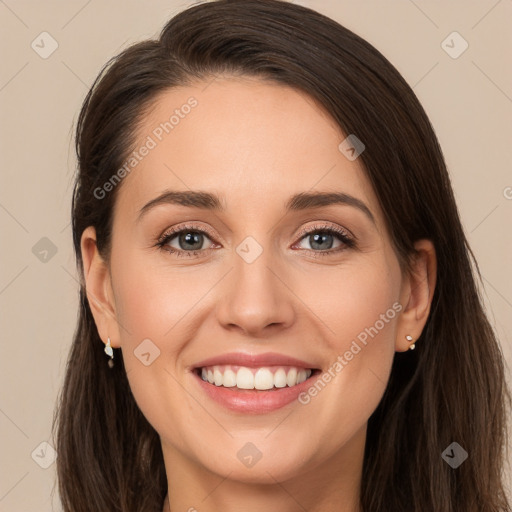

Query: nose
[{"left": 215, "top": 244, "right": 296, "bottom": 338}]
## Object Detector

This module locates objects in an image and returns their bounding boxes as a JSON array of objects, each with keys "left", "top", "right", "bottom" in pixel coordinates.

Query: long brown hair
[{"left": 52, "top": 0, "right": 511, "bottom": 510}]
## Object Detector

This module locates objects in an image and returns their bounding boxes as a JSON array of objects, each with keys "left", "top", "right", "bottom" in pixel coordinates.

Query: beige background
[{"left": 1, "top": 0, "right": 511, "bottom": 510}]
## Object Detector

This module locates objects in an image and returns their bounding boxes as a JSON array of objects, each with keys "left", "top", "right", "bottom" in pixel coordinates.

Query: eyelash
[{"left": 155, "top": 222, "right": 356, "bottom": 259}]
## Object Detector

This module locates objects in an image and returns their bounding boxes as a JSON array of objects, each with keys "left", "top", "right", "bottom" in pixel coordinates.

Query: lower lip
[{"left": 193, "top": 371, "right": 317, "bottom": 414}]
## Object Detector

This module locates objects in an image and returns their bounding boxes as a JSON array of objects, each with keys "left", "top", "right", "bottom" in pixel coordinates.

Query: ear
[
  {"left": 80, "top": 226, "right": 121, "bottom": 349},
  {"left": 395, "top": 239, "right": 437, "bottom": 352}
]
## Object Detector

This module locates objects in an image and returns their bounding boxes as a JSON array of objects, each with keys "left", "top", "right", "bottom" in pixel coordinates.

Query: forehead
[{"left": 114, "top": 76, "right": 383, "bottom": 229}]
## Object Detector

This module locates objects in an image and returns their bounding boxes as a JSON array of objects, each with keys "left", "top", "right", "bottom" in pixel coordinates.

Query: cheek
[
  {"left": 292, "top": 260, "right": 402, "bottom": 418},
  {"left": 110, "top": 252, "right": 197, "bottom": 441},
  {"left": 295, "top": 259, "right": 400, "bottom": 446},
  {"left": 112, "top": 248, "right": 212, "bottom": 344},
  {"left": 110, "top": 252, "right": 219, "bottom": 432},
  {"left": 292, "top": 254, "right": 400, "bottom": 351}
]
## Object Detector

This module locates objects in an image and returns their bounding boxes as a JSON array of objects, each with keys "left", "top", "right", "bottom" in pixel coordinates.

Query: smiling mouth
[{"left": 194, "top": 365, "right": 320, "bottom": 391}]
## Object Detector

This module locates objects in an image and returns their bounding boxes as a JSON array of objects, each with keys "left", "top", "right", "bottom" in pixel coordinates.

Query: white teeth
[
  {"left": 223, "top": 368, "right": 237, "bottom": 387},
  {"left": 254, "top": 368, "right": 274, "bottom": 390},
  {"left": 286, "top": 368, "right": 297, "bottom": 387},
  {"left": 199, "top": 365, "right": 313, "bottom": 390},
  {"left": 273, "top": 368, "right": 287, "bottom": 388},
  {"left": 213, "top": 368, "right": 223, "bottom": 386},
  {"left": 236, "top": 367, "right": 254, "bottom": 389}
]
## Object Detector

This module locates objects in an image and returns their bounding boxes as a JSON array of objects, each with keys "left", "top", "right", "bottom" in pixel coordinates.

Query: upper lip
[{"left": 193, "top": 352, "right": 317, "bottom": 369}]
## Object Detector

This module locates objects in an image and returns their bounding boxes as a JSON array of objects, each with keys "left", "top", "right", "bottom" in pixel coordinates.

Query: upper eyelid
[
  {"left": 158, "top": 222, "right": 217, "bottom": 242},
  {"left": 295, "top": 222, "right": 353, "bottom": 240}
]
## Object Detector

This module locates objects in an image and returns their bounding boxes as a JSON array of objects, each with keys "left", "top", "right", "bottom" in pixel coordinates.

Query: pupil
[
  {"left": 311, "top": 233, "right": 333, "bottom": 250},
  {"left": 180, "top": 232, "right": 202, "bottom": 250}
]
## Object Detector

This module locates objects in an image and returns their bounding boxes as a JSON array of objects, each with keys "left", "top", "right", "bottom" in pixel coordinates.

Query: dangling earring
[
  {"left": 406, "top": 334, "right": 415, "bottom": 350},
  {"left": 104, "top": 337, "right": 114, "bottom": 368}
]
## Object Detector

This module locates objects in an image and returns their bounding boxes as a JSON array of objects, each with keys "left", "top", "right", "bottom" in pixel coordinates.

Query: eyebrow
[{"left": 137, "top": 190, "right": 376, "bottom": 225}]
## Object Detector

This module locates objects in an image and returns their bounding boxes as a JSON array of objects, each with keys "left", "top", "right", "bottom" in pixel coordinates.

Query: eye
[
  {"left": 155, "top": 222, "right": 356, "bottom": 259},
  {"left": 156, "top": 223, "right": 217, "bottom": 258},
  {"left": 292, "top": 223, "right": 356, "bottom": 257}
]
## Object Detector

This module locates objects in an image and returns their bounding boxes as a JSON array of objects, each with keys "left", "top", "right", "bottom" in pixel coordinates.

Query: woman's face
[{"left": 84, "top": 76, "right": 431, "bottom": 486}]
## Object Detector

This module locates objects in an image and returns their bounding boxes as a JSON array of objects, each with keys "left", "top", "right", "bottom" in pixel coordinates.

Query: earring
[
  {"left": 406, "top": 334, "right": 415, "bottom": 350},
  {"left": 104, "top": 337, "right": 114, "bottom": 368}
]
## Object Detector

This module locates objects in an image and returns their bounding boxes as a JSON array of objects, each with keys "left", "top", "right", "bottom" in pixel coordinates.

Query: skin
[{"left": 81, "top": 76, "right": 436, "bottom": 512}]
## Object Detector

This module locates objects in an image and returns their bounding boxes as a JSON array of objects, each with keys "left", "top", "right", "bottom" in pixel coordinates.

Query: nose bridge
[{"left": 215, "top": 233, "right": 295, "bottom": 335}]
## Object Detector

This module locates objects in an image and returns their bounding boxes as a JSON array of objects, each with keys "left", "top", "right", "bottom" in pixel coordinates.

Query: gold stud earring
[
  {"left": 104, "top": 337, "right": 114, "bottom": 368},
  {"left": 405, "top": 334, "right": 415, "bottom": 350}
]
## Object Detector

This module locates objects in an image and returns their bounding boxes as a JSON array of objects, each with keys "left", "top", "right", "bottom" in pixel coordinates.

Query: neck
[{"left": 161, "top": 426, "right": 365, "bottom": 512}]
